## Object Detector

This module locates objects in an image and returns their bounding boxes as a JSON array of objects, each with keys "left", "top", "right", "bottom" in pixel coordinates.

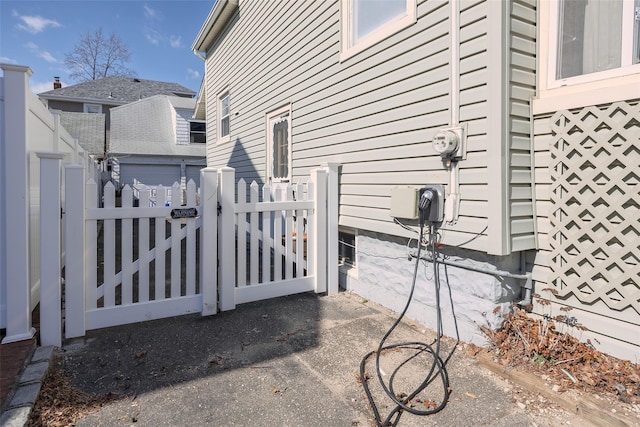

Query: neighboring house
[
  {"left": 108, "top": 94, "right": 206, "bottom": 193},
  {"left": 38, "top": 76, "right": 196, "bottom": 158},
  {"left": 192, "top": 0, "right": 639, "bottom": 360}
]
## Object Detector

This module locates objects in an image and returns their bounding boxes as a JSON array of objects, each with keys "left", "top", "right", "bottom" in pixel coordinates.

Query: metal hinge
[
  {"left": 217, "top": 202, "right": 222, "bottom": 216},
  {"left": 636, "top": 6, "right": 640, "bottom": 21}
]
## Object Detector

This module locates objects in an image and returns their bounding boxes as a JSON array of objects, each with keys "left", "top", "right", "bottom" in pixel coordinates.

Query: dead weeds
[
  {"left": 29, "top": 360, "right": 122, "bottom": 427},
  {"left": 480, "top": 291, "right": 640, "bottom": 406}
]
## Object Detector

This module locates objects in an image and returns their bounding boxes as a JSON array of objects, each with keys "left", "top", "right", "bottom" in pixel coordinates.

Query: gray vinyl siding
[
  {"left": 508, "top": 0, "right": 537, "bottom": 252},
  {"left": 530, "top": 115, "right": 552, "bottom": 288},
  {"left": 204, "top": 0, "right": 536, "bottom": 255},
  {"left": 175, "top": 108, "right": 191, "bottom": 145},
  {"left": 47, "top": 100, "right": 84, "bottom": 113}
]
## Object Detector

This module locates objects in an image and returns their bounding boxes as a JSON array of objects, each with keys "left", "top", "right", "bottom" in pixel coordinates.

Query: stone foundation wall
[{"left": 341, "top": 230, "right": 524, "bottom": 345}]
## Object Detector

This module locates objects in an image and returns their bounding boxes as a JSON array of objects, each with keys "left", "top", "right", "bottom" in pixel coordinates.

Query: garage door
[
  {"left": 186, "top": 165, "right": 204, "bottom": 188},
  {"left": 119, "top": 164, "right": 181, "bottom": 188}
]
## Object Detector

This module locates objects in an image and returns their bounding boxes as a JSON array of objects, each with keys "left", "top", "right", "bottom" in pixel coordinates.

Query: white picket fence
[{"left": 39, "top": 165, "right": 337, "bottom": 345}]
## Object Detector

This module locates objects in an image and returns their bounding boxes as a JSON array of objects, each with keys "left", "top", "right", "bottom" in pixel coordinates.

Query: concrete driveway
[{"left": 51, "top": 291, "right": 573, "bottom": 426}]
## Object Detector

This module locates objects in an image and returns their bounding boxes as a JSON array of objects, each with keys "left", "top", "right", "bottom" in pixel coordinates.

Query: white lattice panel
[{"left": 549, "top": 102, "right": 640, "bottom": 313}]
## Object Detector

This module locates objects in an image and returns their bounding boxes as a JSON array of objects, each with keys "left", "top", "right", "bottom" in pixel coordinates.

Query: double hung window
[
  {"left": 341, "top": 0, "right": 416, "bottom": 60},
  {"left": 218, "top": 91, "right": 230, "bottom": 142},
  {"left": 551, "top": 0, "right": 640, "bottom": 86},
  {"left": 189, "top": 121, "right": 206, "bottom": 143}
]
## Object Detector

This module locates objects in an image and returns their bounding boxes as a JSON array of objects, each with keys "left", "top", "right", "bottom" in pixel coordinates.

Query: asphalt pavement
[{"left": 53, "top": 291, "right": 540, "bottom": 426}]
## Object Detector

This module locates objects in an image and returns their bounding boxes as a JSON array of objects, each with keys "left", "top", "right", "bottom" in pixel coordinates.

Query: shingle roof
[
  {"left": 109, "top": 95, "right": 204, "bottom": 157},
  {"left": 59, "top": 111, "right": 106, "bottom": 156},
  {"left": 38, "top": 76, "right": 195, "bottom": 104}
]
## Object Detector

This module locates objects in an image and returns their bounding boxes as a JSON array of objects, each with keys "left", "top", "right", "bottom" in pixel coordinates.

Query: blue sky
[{"left": 0, "top": 0, "right": 214, "bottom": 94}]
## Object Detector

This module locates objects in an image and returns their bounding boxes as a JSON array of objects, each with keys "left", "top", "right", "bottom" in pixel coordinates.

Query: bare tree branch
[{"left": 64, "top": 28, "right": 137, "bottom": 82}]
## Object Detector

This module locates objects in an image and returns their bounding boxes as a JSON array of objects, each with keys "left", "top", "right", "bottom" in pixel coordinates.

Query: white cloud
[
  {"left": 144, "top": 3, "right": 158, "bottom": 19},
  {"left": 25, "top": 42, "right": 58, "bottom": 63},
  {"left": 0, "top": 56, "right": 18, "bottom": 64},
  {"left": 145, "top": 31, "right": 160, "bottom": 45},
  {"left": 38, "top": 51, "right": 57, "bottom": 63},
  {"left": 186, "top": 68, "right": 200, "bottom": 80},
  {"left": 169, "top": 35, "right": 182, "bottom": 48},
  {"left": 17, "top": 15, "right": 61, "bottom": 34}
]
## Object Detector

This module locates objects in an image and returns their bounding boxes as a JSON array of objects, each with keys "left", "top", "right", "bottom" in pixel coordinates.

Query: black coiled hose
[{"left": 359, "top": 221, "right": 459, "bottom": 426}]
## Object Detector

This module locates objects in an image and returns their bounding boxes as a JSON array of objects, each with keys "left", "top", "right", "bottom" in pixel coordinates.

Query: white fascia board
[
  {"left": 38, "top": 94, "right": 127, "bottom": 106},
  {"left": 191, "top": 0, "right": 239, "bottom": 57}
]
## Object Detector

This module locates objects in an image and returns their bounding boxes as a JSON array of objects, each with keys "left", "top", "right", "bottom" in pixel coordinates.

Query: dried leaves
[
  {"left": 482, "top": 306, "right": 640, "bottom": 405},
  {"left": 29, "top": 363, "right": 122, "bottom": 427}
]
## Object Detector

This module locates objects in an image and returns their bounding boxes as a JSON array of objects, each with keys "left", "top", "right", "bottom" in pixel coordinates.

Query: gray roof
[
  {"left": 59, "top": 111, "right": 106, "bottom": 156},
  {"left": 38, "top": 76, "right": 195, "bottom": 104}
]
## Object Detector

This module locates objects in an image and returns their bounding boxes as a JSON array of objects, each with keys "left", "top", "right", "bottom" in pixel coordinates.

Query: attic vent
[{"left": 133, "top": 78, "right": 141, "bottom": 82}]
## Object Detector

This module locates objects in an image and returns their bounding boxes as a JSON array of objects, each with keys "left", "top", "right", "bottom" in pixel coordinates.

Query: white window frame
[
  {"left": 338, "top": 228, "right": 357, "bottom": 267},
  {"left": 266, "top": 105, "right": 292, "bottom": 185},
  {"left": 547, "top": 0, "right": 640, "bottom": 89},
  {"left": 534, "top": 0, "right": 640, "bottom": 114},
  {"left": 217, "top": 90, "right": 230, "bottom": 143},
  {"left": 340, "top": 0, "right": 416, "bottom": 62},
  {"left": 84, "top": 103, "right": 102, "bottom": 114},
  {"left": 338, "top": 227, "right": 358, "bottom": 287}
]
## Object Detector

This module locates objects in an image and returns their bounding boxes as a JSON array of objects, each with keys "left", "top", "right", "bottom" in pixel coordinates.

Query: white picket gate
[
  {"left": 43, "top": 165, "right": 336, "bottom": 343},
  {"left": 63, "top": 170, "right": 215, "bottom": 339},
  {"left": 217, "top": 167, "right": 328, "bottom": 310}
]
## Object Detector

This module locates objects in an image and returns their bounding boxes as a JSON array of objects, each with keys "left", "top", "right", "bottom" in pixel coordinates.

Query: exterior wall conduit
[
  {"left": 445, "top": 0, "right": 462, "bottom": 224},
  {"left": 409, "top": 251, "right": 533, "bottom": 307}
]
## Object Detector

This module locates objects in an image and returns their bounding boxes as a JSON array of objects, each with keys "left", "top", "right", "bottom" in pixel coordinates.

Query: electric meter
[{"left": 433, "top": 130, "right": 459, "bottom": 155}]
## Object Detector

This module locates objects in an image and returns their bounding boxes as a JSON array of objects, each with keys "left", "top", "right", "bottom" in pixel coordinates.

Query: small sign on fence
[{"left": 170, "top": 207, "right": 199, "bottom": 219}]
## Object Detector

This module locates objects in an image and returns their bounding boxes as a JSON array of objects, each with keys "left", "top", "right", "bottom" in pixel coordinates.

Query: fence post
[
  {"left": 200, "top": 168, "right": 218, "bottom": 315},
  {"left": 64, "top": 164, "right": 86, "bottom": 338},
  {"left": 1, "top": 64, "right": 35, "bottom": 343},
  {"left": 321, "top": 163, "right": 339, "bottom": 295},
  {"left": 312, "top": 168, "right": 327, "bottom": 294},
  {"left": 36, "top": 152, "right": 65, "bottom": 347},
  {"left": 218, "top": 167, "right": 236, "bottom": 311}
]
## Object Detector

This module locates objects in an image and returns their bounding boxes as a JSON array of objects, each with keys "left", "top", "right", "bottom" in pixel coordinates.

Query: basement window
[{"left": 339, "top": 229, "right": 356, "bottom": 267}]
